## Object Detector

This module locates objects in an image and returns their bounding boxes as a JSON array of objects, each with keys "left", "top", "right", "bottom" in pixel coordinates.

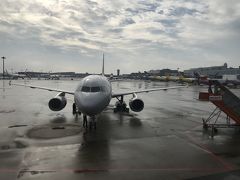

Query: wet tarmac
[{"left": 0, "top": 79, "right": 240, "bottom": 180}]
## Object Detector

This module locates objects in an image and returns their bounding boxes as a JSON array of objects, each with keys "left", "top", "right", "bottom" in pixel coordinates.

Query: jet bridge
[{"left": 198, "top": 80, "right": 240, "bottom": 137}]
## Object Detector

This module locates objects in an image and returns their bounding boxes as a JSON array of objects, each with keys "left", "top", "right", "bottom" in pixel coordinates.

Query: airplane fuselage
[{"left": 74, "top": 75, "right": 112, "bottom": 116}]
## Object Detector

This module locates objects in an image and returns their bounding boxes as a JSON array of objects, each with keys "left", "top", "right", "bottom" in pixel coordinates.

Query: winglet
[{"left": 102, "top": 53, "right": 105, "bottom": 76}]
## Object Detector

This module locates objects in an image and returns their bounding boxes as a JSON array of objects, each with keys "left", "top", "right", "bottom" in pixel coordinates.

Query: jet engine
[
  {"left": 48, "top": 92, "right": 67, "bottom": 111},
  {"left": 129, "top": 94, "right": 144, "bottom": 112}
]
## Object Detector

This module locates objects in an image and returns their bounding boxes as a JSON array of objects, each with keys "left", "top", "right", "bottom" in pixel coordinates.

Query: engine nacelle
[
  {"left": 129, "top": 98, "right": 144, "bottom": 112},
  {"left": 48, "top": 93, "right": 67, "bottom": 111}
]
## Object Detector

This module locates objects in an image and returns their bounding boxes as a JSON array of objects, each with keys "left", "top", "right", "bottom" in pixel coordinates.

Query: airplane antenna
[{"left": 102, "top": 53, "right": 105, "bottom": 75}]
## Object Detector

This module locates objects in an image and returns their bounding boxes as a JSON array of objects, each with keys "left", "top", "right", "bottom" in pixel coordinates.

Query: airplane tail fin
[{"left": 102, "top": 53, "right": 105, "bottom": 76}]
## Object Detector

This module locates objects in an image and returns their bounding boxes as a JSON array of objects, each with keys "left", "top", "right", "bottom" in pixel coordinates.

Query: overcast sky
[{"left": 0, "top": 0, "right": 240, "bottom": 74}]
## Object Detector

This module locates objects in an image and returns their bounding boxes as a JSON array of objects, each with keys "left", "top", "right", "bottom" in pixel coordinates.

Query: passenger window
[
  {"left": 91, "top": 86, "right": 101, "bottom": 92},
  {"left": 81, "top": 86, "right": 90, "bottom": 92}
]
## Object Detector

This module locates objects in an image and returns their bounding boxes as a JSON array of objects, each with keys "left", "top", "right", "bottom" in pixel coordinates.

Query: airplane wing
[
  {"left": 9, "top": 81, "right": 75, "bottom": 95},
  {"left": 112, "top": 85, "right": 187, "bottom": 98}
]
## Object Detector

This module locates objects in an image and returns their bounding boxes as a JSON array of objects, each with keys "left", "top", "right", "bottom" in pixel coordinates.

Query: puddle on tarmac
[{"left": 27, "top": 124, "right": 83, "bottom": 139}]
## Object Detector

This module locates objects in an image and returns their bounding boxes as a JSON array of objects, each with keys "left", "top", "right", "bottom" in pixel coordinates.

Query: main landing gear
[{"left": 114, "top": 95, "right": 129, "bottom": 113}]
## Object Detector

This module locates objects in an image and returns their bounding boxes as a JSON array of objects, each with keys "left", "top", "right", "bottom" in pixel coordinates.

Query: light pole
[{"left": 1, "top": 56, "right": 6, "bottom": 79}]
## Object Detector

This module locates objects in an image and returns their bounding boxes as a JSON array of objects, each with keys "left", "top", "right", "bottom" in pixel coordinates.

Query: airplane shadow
[
  {"left": 74, "top": 114, "right": 112, "bottom": 170},
  {"left": 129, "top": 117, "right": 142, "bottom": 127},
  {"left": 72, "top": 111, "right": 144, "bottom": 171}
]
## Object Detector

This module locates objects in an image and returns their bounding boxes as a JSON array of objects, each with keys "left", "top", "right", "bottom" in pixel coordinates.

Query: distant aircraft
[{"left": 10, "top": 56, "right": 187, "bottom": 129}]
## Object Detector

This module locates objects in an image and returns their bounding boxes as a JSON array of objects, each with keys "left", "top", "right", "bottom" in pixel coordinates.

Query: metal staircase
[{"left": 199, "top": 80, "right": 240, "bottom": 136}]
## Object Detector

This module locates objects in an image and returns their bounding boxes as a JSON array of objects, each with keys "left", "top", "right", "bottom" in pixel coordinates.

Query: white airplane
[{"left": 10, "top": 57, "right": 187, "bottom": 129}]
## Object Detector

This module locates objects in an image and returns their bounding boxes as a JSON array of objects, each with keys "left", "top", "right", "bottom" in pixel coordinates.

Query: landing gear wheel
[
  {"left": 89, "top": 117, "right": 97, "bottom": 130},
  {"left": 114, "top": 101, "right": 129, "bottom": 113},
  {"left": 94, "top": 122, "right": 97, "bottom": 130},
  {"left": 72, "top": 103, "right": 76, "bottom": 115},
  {"left": 89, "top": 121, "right": 97, "bottom": 130},
  {"left": 83, "top": 115, "right": 88, "bottom": 128},
  {"left": 89, "top": 122, "right": 92, "bottom": 130}
]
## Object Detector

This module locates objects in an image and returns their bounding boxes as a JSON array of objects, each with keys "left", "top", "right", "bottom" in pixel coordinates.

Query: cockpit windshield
[
  {"left": 81, "top": 86, "right": 102, "bottom": 92},
  {"left": 81, "top": 86, "right": 91, "bottom": 92},
  {"left": 91, "top": 87, "right": 101, "bottom": 92}
]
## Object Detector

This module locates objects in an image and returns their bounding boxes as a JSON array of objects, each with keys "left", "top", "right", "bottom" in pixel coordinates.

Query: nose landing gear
[
  {"left": 89, "top": 116, "right": 97, "bottom": 130},
  {"left": 83, "top": 114, "right": 88, "bottom": 128},
  {"left": 82, "top": 114, "right": 96, "bottom": 130},
  {"left": 72, "top": 103, "right": 96, "bottom": 130}
]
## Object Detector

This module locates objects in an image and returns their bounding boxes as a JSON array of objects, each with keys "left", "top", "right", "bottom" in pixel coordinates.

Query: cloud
[{"left": 0, "top": 0, "right": 240, "bottom": 73}]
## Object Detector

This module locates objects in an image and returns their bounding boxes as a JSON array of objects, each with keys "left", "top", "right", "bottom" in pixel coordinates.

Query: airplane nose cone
[
  {"left": 76, "top": 93, "right": 109, "bottom": 116},
  {"left": 82, "top": 101, "right": 101, "bottom": 115}
]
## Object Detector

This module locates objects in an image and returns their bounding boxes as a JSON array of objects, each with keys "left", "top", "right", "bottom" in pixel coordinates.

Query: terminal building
[
  {"left": 149, "top": 69, "right": 179, "bottom": 76},
  {"left": 184, "top": 63, "right": 240, "bottom": 78}
]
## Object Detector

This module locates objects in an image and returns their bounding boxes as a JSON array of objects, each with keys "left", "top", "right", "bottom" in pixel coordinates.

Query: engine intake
[
  {"left": 129, "top": 98, "right": 144, "bottom": 112},
  {"left": 48, "top": 93, "right": 67, "bottom": 111}
]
